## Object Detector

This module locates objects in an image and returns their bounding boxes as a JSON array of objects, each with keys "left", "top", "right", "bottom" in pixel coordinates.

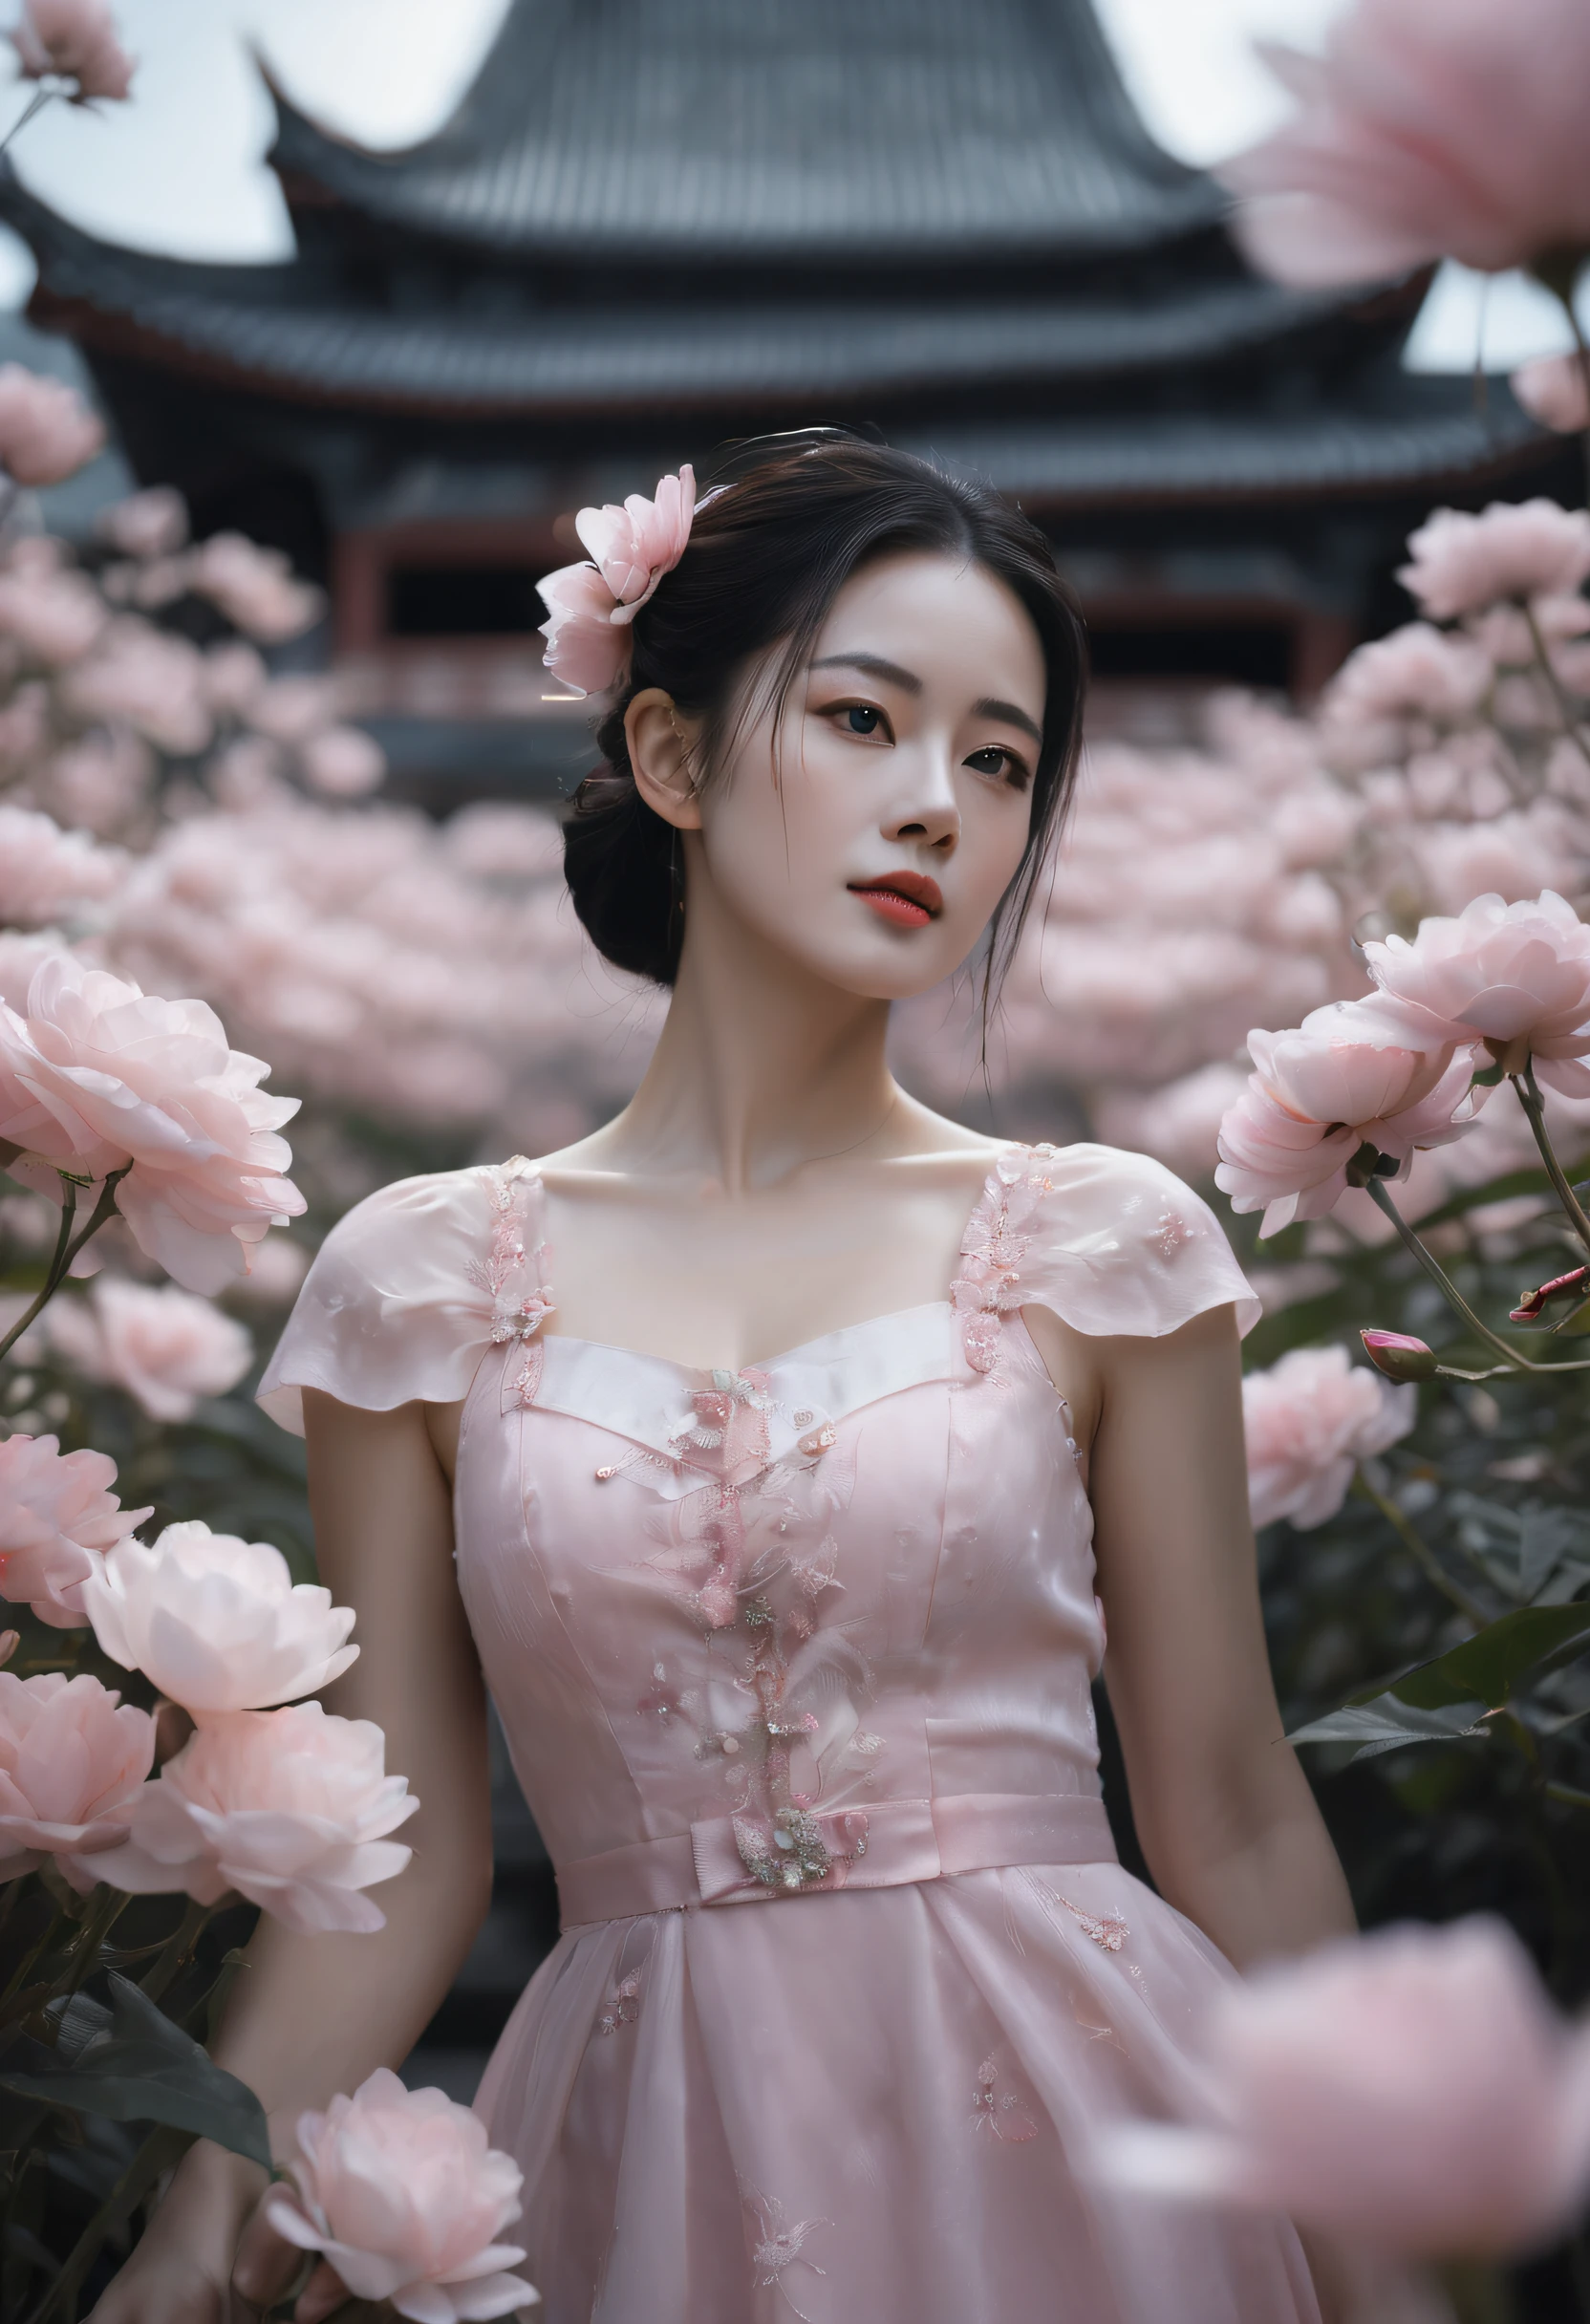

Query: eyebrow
[{"left": 976, "top": 696, "right": 1042, "bottom": 746}]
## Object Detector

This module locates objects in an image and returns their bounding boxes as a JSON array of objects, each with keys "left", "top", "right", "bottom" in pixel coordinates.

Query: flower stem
[
  {"left": 1366, "top": 1178, "right": 1590, "bottom": 1374},
  {"left": 0, "top": 88, "right": 55, "bottom": 163},
  {"left": 19, "top": 2123, "right": 183, "bottom": 2324},
  {"left": 1545, "top": 1779, "right": 1590, "bottom": 1810},
  {"left": 0, "top": 1165, "right": 130, "bottom": 1366},
  {"left": 137, "top": 1896, "right": 213, "bottom": 2006},
  {"left": 1511, "top": 1065, "right": 1590, "bottom": 1259},
  {"left": 1524, "top": 596, "right": 1590, "bottom": 772},
  {"left": 1351, "top": 1468, "right": 1491, "bottom": 1625}
]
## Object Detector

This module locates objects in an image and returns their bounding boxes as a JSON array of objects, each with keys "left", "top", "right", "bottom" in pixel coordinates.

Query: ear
[{"left": 626, "top": 689, "right": 703, "bottom": 831}]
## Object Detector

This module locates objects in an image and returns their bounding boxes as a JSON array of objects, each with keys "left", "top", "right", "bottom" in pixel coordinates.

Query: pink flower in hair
[{"left": 538, "top": 465, "right": 696, "bottom": 697}]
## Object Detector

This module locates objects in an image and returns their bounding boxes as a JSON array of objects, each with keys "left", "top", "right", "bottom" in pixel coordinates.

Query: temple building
[{"left": 0, "top": 0, "right": 1569, "bottom": 799}]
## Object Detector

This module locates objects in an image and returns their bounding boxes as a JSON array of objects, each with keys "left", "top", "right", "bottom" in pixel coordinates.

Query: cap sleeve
[
  {"left": 257, "top": 1168, "right": 505, "bottom": 1435},
  {"left": 957, "top": 1142, "right": 1259, "bottom": 1354}
]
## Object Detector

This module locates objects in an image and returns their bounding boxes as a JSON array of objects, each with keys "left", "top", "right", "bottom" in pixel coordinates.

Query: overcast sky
[{"left": 0, "top": 0, "right": 1575, "bottom": 373}]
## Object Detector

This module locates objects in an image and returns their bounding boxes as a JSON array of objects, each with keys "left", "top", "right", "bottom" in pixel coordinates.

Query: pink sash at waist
[{"left": 556, "top": 1791, "right": 1117, "bottom": 1928}]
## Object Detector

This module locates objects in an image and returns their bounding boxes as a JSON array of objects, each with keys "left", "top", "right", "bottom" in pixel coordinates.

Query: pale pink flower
[
  {"left": 0, "top": 562, "right": 105, "bottom": 665},
  {"left": 1094, "top": 1062, "right": 1250, "bottom": 1179},
  {"left": 574, "top": 464, "right": 695, "bottom": 615},
  {"left": 1513, "top": 353, "right": 1590, "bottom": 436},
  {"left": 0, "top": 927, "right": 70, "bottom": 1012},
  {"left": 45, "top": 729, "right": 154, "bottom": 836},
  {"left": 1398, "top": 503, "right": 1590, "bottom": 622},
  {"left": 1215, "top": 1001, "right": 1480, "bottom": 1235},
  {"left": 82, "top": 1518, "right": 355, "bottom": 1715},
  {"left": 1322, "top": 623, "right": 1491, "bottom": 730},
  {"left": 185, "top": 532, "right": 322, "bottom": 644},
  {"left": 0, "top": 806, "right": 123, "bottom": 927},
  {"left": 1097, "top": 1919, "right": 1590, "bottom": 2259},
  {"left": 60, "top": 619, "right": 212, "bottom": 755},
  {"left": 0, "top": 1668, "right": 153, "bottom": 1887},
  {"left": 11, "top": 0, "right": 133, "bottom": 102},
  {"left": 95, "top": 1701, "right": 416, "bottom": 1934},
  {"left": 539, "top": 463, "right": 696, "bottom": 697},
  {"left": 1363, "top": 890, "right": 1590, "bottom": 1092},
  {"left": 44, "top": 1278, "right": 252, "bottom": 1421},
  {"left": 0, "top": 1431, "right": 149, "bottom": 1627},
  {"left": 0, "top": 681, "right": 49, "bottom": 774},
  {"left": 227, "top": 1232, "right": 310, "bottom": 1307},
  {"left": 265, "top": 2068, "right": 534, "bottom": 2321},
  {"left": 300, "top": 724, "right": 386, "bottom": 798},
  {"left": 536, "top": 559, "right": 630, "bottom": 699},
  {"left": 1243, "top": 1345, "right": 1414, "bottom": 1530},
  {"left": 0, "top": 363, "right": 105, "bottom": 484},
  {"left": 200, "top": 639, "right": 267, "bottom": 720},
  {"left": 0, "top": 948, "right": 305, "bottom": 1293},
  {"left": 96, "top": 484, "right": 187, "bottom": 560},
  {"left": 246, "top": 673, "right": 342, "bottom": 745},
  {"left": 1217, "top": 0, "right": 1590, "bottom": 285}
]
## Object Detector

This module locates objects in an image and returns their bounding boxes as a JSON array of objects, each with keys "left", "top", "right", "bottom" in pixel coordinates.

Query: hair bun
[{"left": 563, "top": 759, "right": 681, "bottom": 983}]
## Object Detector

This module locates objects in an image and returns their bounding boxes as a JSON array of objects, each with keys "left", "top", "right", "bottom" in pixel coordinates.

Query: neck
[{"left": 612, "top": 876, "right": 897, "bottom": 1196}]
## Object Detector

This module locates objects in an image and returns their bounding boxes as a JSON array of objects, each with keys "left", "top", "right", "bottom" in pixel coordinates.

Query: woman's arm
[
  {"left": 89, "top": 1391, "right": 494, "bottom": 2322},
  {"left": 1085, "top": 1305, "right": 1356, "bottom": 1968}
]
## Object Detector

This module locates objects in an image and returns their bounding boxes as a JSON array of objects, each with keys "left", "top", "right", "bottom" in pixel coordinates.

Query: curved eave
[{"left": 263, "top": 54, "right": 1228, "bottom": 266}]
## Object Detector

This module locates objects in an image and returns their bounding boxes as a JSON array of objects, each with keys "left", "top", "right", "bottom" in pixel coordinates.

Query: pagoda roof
[
  {"left": 265, "top": 0, "right": 1225, "bottom": 264},
  {"left": 9, "top": 180, "right": 1343, "bottom": 413}
]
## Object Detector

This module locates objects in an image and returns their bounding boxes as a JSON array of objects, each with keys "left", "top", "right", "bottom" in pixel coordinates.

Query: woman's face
[{"left": 688, "top": 550, "right": 1049, "bottom": 1000}]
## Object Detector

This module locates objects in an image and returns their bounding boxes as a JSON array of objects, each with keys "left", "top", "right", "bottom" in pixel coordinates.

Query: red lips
[{"left": 848, "top": 872, "right": 943, "bottom": 930}]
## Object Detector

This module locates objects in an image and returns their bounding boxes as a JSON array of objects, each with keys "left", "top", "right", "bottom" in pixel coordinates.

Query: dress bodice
[{"left": 260, "top": 1143, "right": 1257, "bottom": 1920}]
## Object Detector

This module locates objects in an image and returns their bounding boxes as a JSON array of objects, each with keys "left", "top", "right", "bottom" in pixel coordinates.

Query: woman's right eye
[{"left": 822, "top": 701, "right": 890, "bottom": 739}]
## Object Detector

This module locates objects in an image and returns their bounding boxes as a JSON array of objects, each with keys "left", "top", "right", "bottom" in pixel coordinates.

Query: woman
[{"left": 95, "top": 437, "right": 1354, "bottom": 2323}]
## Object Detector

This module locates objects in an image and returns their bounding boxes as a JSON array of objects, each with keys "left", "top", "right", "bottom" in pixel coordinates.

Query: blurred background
[{"left": 4, "top": 5, "right": 1589, "bottom": 2270}]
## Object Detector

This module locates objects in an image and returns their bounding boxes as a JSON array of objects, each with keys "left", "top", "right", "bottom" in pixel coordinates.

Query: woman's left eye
[
  {"left": 965, "top": 745, "right": 1029, "bottom": 786},
  {"left": 842, "top": 704, "right": 885, "bottom": 736}
]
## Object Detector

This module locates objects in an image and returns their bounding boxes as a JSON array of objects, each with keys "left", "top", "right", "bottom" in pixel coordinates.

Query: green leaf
[
  {"left": 1289, "top": 1696, "right": 1491, "bottom": 1760},
  {"left": 1365, "top": 1603, "right": 1590, "bottom": 1712},
  {"left": 0, "top": 1973, "right": 271, "bottom": 2171}
]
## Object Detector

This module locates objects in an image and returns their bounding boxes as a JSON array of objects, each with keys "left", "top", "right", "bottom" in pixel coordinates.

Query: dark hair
[{"left": 561, "top": 433, "right": 1087, "bottom": 999}]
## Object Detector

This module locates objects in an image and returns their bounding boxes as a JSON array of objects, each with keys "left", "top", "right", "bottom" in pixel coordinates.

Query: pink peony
[
  {"left": 0, "top": 562, "right": 106, "bottom": 665},
  {"left": 11, "top": 0, "right": 133, "bottom": 101},
  {"left": 0, "top": 364, "right": 105, "bottom": 485},
  {"left": 535, "top": 559, "right": 630, "bottom": 699},
  {"left": 0, "top": 806, "right": 124, "bottom": 927},
  {"left": 1098, "top": 1919, "right": 1590, "bottom": 2259},
  {"left": 96, "top": 484, "right": 187, "bottom": 561},
  {"left": 0, "top": 1668, "right": 153, "bottom": 1887},
  {"left": 45, "top": 729, "right": 154, "bottom": 837},
  {"left": 1363, "top": 890, "right": 1590, "bottom": 1092},
  {"left": 1243, "top": 1345, "right": 1415, "bottom": 1531},
  {"left": 60, "top": 619, "right": 212, "bottom": 755},
  {"left": 539, "top": 464, "right": 696, "bottom": 698},
  {"left": 185, "top": 532, "right": 323, "bottom": 643},
  {"left": 227, "top": 1232, "right": 310, "bottom": 1307},
  {"left": 265, "top": 2068, "right": 535, "bottom": 2321},
  {"left": 1322, "top": 623, "right": 1492, "bottom": 731},
  {"left": 246, "top": 673, "right": 342, "bottom": 745},
  {"left": 1215, "top": 1001, "right": 1480, "bottom": 1236},
  {"left": 574, "top": 464, "right": 695, "bottom": 617},
  {"left": 44, "top": 1277, "right": 252, "bottom": 1421},
  {"left": 0, "top": 948, "right": 305, "bottom": 1293},
  {"left": 0, "top": 1431, "right": 149, "bottom": 1627},
  {"left": 95, "top": 1701, "right": 417, "bottom": 1933},
  {"left": 82, "top": 1518, "right": 355, "bottom": 1715},
  {"left": 1217, "top": 0, "right": 1590, "bottom": 285},
  {"left": 1513, "top": 353, "right": 1590, "bottom": 436},
  {"left": 1397, "top": 502, "right": 1590, "bottom": 622},
  {"left": 200, "top": 639, "right": 267, "bottom": 720},
  {"left": 300, "top": 724, "right": 386, "bottom": 798}
]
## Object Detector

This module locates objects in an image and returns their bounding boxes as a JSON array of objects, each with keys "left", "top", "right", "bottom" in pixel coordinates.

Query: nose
[{"left": 884, "top": 742, "right": 959, "bottom": 855}]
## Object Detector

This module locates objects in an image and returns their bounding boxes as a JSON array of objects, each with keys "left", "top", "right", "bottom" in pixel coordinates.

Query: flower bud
[
  {"left": 1511, "top": 1264, "right": 1589, "bottom": 1323},
  {"left": 1360, "top": 1328, "right": 1438, "bottom": 1383}
]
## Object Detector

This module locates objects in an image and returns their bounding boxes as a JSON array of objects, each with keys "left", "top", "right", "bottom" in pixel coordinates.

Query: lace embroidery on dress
[
  {"left": 951, "top": 1146, "right": 1085, "bottom": 1469},
  {"left": 469, "top": 1157, "right": 555, "bottom": 1408},
  {"left": 970, "top": 2054, "right": 1041, "bottom": 2142},
  {"left": 597, "top": 1970, "right": 642, "bottom": 2035},
  {"left": 741, "top": 2186, "right": 830, "bottom": 2320}
]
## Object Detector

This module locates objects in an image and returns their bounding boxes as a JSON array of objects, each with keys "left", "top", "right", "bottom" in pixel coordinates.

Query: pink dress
[{"left": 260, "top": 1141, "right": 1320, "bottom": 2324}]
